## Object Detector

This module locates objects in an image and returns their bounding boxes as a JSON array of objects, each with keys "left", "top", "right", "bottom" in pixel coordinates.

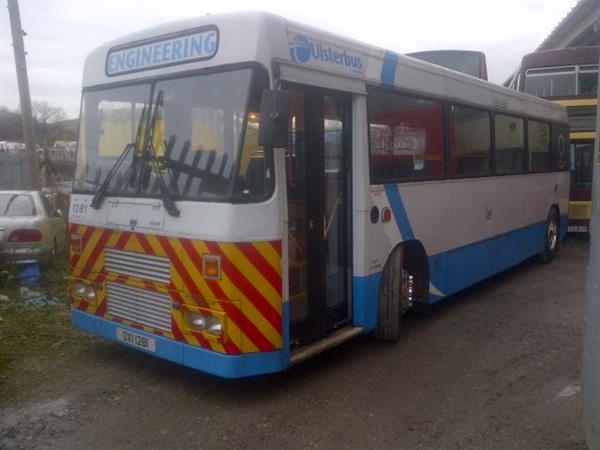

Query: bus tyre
[
  {"left": 375, "top": 247, "right": 409, "bottom": 341},
  {"left": 540, "top": 208, "right": 560, "bottom": 263}
]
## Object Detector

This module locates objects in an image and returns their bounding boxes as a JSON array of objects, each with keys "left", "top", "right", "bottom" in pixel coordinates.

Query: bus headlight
[
  {"left": 72, "top": 282, "right": 86, "bottom": 297},
  {"left": 84, "top": 285, "right": 96, "bottom": 301},
  {"left": 186, "top": 312, "right": 223, "bottom": 336}
]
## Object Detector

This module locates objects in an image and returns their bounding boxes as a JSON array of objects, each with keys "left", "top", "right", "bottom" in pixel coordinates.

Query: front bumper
[{"left": 71, "top": 309, "right": 288, "bottom": 378}]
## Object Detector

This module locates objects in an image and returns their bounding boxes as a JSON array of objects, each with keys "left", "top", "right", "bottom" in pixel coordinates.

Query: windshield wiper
[
  {"left": 139, "top": 90, "right": 180, "bottom": 217},
  {"left": 90, "top": 143, "right": 134, "bottom": 209},
  {"left": 90, "top": 103, "right": 149, "bottom": 210}
]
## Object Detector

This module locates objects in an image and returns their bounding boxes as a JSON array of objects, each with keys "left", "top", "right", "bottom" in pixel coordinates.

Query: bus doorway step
[{"left": 289, "top": 326, "right": 363, "bottom": 366}]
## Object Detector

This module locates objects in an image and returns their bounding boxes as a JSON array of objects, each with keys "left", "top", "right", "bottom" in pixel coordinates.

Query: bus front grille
[
  {"left": 104, "top": 248, "right": 170, "bottom": 283},
  {"left": 106, "top": 281, "right": 172, "bottom": 332}
]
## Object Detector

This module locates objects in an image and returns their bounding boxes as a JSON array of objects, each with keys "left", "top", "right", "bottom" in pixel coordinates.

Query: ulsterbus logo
[{"left": 289, "top": 35, "right": 363, "bottom": 72}]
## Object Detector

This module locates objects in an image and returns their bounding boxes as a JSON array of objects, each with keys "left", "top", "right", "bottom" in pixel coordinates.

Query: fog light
[
  {"left": 84, "top": 285, "right": 96, "bottom": 301},
  {"left": 72, "top": 282, "right": 85, "bottom": 297}
]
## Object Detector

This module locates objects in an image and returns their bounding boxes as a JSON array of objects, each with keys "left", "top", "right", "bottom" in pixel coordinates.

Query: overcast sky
[{"left": 0, "top": 0, "right": 579, "bottom": 118}]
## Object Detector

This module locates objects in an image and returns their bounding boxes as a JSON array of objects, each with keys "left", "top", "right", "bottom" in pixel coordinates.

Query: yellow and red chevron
[{"left": 69, "top": 224, "right": 283, "bottom": 354}]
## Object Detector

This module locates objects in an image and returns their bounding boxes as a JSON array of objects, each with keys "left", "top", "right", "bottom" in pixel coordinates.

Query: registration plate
[
  {"left": 568, "top": 225, "right": 589, "bottom": 233},
  {"left": 116, "top": 328, "right": 156, "bottom": 352}
]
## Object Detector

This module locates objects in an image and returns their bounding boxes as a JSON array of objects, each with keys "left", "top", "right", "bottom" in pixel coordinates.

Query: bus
[
  {"left": 512, "top": 46, "right": 598, "bottom": 233},
  {"left": 406, "top": 50, "right": 488, "bottom": 80},
  {"left": 70, "top": 12, "right": 570, "bottom": 378}
]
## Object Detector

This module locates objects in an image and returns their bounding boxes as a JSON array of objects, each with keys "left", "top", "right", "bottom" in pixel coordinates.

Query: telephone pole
[{"left": 7, "top": 0, "right": 41, "bottom": 190}]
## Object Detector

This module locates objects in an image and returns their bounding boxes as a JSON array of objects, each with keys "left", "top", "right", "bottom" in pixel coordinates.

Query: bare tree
[
  {"left": 32, "top": 101, "right": 67, "bottom": 125},
  {"left": 30, "top": 101, "right": 68, "bottom": 147}
]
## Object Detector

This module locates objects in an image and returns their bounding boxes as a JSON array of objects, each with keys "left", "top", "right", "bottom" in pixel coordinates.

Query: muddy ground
[{"left": 0, "top": 239, "right": 588, "bottom": 449}]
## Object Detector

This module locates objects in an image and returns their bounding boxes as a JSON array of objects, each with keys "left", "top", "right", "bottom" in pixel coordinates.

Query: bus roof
[
  {"left": 521, "top": 46, "right": 599, "bottom": 70},
  {"left": 82, "top": 11, "right": 568, "bottom": 123}
]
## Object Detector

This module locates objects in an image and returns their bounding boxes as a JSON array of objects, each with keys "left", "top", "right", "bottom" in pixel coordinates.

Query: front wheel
[
  {"left": 539, "top": 208, "right": 560, "bottom": 263},
  {"left": 375, "top": 247, "right": 410, "bottom": 341}
]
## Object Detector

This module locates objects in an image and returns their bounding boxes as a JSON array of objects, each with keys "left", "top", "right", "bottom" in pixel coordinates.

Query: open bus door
[{"left": 284, "top": 84, "right": 353, "bottom": 344}]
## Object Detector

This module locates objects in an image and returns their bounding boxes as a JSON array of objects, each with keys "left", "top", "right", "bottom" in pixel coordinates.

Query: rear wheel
[
  {"left": 375, "top": 247, "right": 410, "bottom": 341},
  {"left": 539, "top": 208, "right": 560, "bottom": 263}
]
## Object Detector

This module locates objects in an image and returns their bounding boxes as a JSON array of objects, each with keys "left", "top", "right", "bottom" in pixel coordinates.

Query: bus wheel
[
  {"left": 375, "top": 247, "right": 410, "bottom": 341},
  {"left": 539, "top": 208, "right": 560, "bottom": 263}
]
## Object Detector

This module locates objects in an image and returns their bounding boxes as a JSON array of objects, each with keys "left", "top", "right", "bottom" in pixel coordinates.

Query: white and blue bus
[{"left": 69, "top": 11, "right": 570, "bottom": 378}]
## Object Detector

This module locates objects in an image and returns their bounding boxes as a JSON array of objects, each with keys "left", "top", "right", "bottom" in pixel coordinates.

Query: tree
[
  {"left": 0, "top": 103, "right": 75, "bottom": 146},
  {"left": 31, "top": 101, "right": 68, "bottom": 147},
  {"left": 31, "top": 101, "right": 67, "bottom": 124},
  {"left": 0, "top": 106, "right": 24, "bottom": 141}
]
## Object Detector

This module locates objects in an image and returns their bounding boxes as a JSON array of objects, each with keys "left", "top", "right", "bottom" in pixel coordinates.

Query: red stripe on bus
[
  {"left": 222, "top": 340, "right": 241, "bottom": 354},
  {"left": 159, "top": 237, "right": 203, "bottom": 300},
  {"left": 143, "top": 280, "right": 156, "bottom": 292},
  {"left": 114, "top": 230, "right": 132, "bottom": 250},
  {"left": 136, "top": 232, "right": 155, "bottom": 255},
  {"left": 95, "top": 298, "right": 107, "bottom": 317},
  {"left": 270, "top": 240, "right": 282, "bottom": 257},
  {"left": 190, "top": 330, "right": 215, "bottom": 350},
  {"left": 206, "top": 242, "right": 281, "bottom": 336},
  {"left": 80, "top": 229, "right": 112, "bottom": 279},
  {"left": 71, "top": 226, "right": 94, "bottom": 269},
  {"left": 115, "top": 274, "right": 128, "bottom": 283},
  {"left": 78, "top": 299, "right": 89, "bottom": 311},
  {"left": 236, "top": 242, "right": 282, "bottom": 295},
  {"left": 205, "top": 278, "right": 275, "bottom": 352},
  {"left": 181, "top": 240, "right": 274, "bottom": 352},
  {"left": 171, "top": 316, "right": 186, "bottom": 341}
]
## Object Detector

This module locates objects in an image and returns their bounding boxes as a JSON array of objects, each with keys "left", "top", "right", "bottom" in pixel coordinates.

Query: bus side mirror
[{"left": 258, "top": 89, "right": 290, "bottom": 148}]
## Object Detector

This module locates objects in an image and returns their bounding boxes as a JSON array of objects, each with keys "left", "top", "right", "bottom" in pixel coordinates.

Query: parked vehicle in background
[
  {"left": 510, "top": 46, "right": 599, "bottom": 233},
  {"left": 0, "top": 190, "right": 67, "bottom": 266},
  {"left": 406, "top": 50, "right": 488, "bottom": 80}
]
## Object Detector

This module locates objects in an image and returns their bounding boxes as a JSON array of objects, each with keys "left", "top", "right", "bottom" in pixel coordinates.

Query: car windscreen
[{"left": 0, "top": 194, "right": 36, "bottom": 217}]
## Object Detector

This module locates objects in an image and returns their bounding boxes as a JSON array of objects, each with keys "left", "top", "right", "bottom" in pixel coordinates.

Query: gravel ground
[{"left": 0, "top": 239, "right": 588, "bottom": 449}]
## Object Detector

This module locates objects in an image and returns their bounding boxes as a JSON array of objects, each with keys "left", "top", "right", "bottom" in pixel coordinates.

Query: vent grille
[
  {"left": 105, "top": 248, "right": 170, "bottom": 283},
  {"left": 107, "top": 281, "right": 171, "bottom": 332}
]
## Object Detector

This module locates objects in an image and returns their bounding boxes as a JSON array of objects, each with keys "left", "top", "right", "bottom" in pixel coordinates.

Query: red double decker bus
[{"left": 513, "top": 46, "right": 598, "bottom": 233}]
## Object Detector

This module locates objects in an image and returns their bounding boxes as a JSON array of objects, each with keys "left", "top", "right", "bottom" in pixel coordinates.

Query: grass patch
[{"left": 0, "top": 256, "right": 93, "bottom": 402}]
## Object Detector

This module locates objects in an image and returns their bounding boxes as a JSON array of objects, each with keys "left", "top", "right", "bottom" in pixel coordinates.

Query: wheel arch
[{"left": 380, "top": 239, "right": 430, "bottom": 306}]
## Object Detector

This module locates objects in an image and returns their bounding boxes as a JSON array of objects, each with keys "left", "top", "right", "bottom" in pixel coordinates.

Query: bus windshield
[
  {"left": 74, "top": 68, "right": 273, "bottom": 202},
  {"left": 524, "top": 64, "right": 598, "bottom": 98}
]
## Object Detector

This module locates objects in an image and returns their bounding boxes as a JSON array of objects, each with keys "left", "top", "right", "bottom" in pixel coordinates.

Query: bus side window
[
  {"left": 528, "top": 120, "right": 551, "bottom": 172},
  {"left": 368, "top": 89, "right": 444, "bottom": 183},
  {"left": 449, "top": 105, "right": 491, "bottom": 177},
  {"left": 494, "top": 114, "right": 526, "bottom": 175}
]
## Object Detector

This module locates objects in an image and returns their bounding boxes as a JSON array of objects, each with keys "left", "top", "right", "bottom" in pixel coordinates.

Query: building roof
[{"left": 536, "top": 0, "right": 600, "bottom": 51}]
